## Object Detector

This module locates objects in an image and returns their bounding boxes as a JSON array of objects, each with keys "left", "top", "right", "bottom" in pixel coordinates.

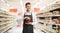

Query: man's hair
[{"left": 25, "top": 2, "right": 31, "bottom": 7}]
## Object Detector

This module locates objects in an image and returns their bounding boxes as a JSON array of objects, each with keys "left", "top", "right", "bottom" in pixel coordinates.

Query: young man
[{"left": 22, "top": 2, "right": 37, "bottom": 33}]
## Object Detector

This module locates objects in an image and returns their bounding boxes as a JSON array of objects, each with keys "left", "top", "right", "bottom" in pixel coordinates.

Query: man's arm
[{"left": 32, "top": 12, "right": 38, "bottom": 25}]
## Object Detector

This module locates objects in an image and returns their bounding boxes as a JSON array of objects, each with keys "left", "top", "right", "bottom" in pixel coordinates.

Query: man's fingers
[{"left": 24, "top": 17, "right": 30, "bottom": 19}]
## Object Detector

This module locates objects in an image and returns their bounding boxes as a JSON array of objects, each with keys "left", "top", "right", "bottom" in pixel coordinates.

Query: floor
[{"left": 8, "top": 23, "right": 44, "bottom": 33}]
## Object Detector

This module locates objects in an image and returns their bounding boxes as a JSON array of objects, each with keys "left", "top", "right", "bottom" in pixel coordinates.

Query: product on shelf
[
  {"left": 52, "top": 16, "right": 60, "bottom": 24},
  {"left": 36, "top": 1, "right": 60, "bottom": 33},
  {"left": 50, "top": 8, "right": 60, "bottom": 15},
  {"left": 0, "top": 9, "right": 17, "bottom": 33}
]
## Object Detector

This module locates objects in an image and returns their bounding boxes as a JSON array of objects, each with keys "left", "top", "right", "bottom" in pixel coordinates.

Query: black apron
[{"left": 23, "top": 13, "right": 34, "bottom": 33}]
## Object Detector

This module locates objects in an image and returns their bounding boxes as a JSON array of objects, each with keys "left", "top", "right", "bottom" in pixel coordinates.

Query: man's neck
[{"left": 26, "top": 10, "right": 30, "bottom": 12}]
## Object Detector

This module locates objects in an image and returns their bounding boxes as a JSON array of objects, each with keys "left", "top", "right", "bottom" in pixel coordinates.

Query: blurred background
[{"left": 0, "top": 0, "right": 60, "bottom": 33}]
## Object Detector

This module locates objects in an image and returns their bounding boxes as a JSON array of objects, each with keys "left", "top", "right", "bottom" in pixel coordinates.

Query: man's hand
[
  {"left": 24, "top": 17, "right": 30, "bottom": 19},
  {"left": 25, "top": 22, "right": 32, "bottom": 24},
  {"left": 17, "top": 24, "right": 21, "bottom": 27}
]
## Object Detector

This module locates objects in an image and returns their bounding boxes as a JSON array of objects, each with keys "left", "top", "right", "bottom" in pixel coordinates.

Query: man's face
[{"left": 26, "top": 4, "right": 31, "bottom": 11}]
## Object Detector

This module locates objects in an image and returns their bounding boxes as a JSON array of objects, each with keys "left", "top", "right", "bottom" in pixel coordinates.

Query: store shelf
[
  {"left": 0, "top": 15, "right": 14, "bottom": 17},
  {"left": 0, "top": 9, "right": 17, "bottom": 33},
  {"left": 0, "top": 21, "right": 13, "bottom": 25},
  {"left": 37, "top": 24, "right": 55, "bottom": 33},
  {"left": 0, "top": 23, "right": 13, "bottom": 30},
  {"left": 0, "top": 23, "right": 14, "bottom": 33},
  {"left": 0, "top": 9, "right": 12, "bottom": 16},
  {"left": 37, "top": 1, "right": 60, "bottom": 33}
]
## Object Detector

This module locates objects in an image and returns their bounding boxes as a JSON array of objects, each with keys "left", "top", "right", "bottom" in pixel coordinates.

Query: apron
[{"left": 23, "top": 13, "right": 34, "bottom": 33}]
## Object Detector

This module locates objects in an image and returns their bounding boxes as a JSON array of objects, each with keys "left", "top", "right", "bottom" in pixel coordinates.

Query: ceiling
[
  {"left": 0, "top": 0, "right": 58, "bottom": 10},
  {"left": 0, "top": 0, "right": 59, "bottom": 18}
]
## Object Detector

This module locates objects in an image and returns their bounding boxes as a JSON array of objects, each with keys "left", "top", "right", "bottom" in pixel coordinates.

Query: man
[{"left": 22, "top": 2, "right": 37, "bottom": 33}]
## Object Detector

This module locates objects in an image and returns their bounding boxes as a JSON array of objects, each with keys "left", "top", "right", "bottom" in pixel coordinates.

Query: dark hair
[{"left": 25, "top": 2, "right": 31, "bottom": 7}]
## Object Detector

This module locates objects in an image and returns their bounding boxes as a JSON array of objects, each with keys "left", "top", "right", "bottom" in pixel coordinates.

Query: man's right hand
[
  {"left": 25, "top": 22, "right": 32, "bottom": 24},
  {"left": 24, "top": 17, "right": 30, "bottom": 19}
]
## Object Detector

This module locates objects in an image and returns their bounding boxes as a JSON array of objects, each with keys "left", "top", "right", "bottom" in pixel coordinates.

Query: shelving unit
[
  {"left": 0, "top": 9, "right": 17, "bottom": 33},
  {"left": 36, "top": 1, "right": 60, "bottom": 33}
]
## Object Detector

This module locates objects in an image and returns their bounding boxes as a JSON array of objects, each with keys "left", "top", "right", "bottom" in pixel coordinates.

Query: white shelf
[
  {"left": 0, "top": 15, "right": 13, "bottom": 17},
  {"left": 2, "top": 25, "right": 13, "bottom": 33},
  {"left": 0, "top": 23, "right": 13, "bottom": 30},
  {"left": 0, "top": 18, "right": 14, "bottom": 21},
  {"left": 37, "top": 24, "right": 55, "bottom": 33},
  {"left": 38, "top": 21, "right": 60, "bottom": 26},
  {"left": 37, "top": 14, "right": 60, "bottom": 17},
  {"left": 0, "top": 21, "right": 13, "bottom": 25},
  {"left": 0, "top": 9, "right": 17, "bottom": 33},
  {"left": 0, "top": 9, "right": 12, "bottom": 16},
  {"left": 0, "top": 23, "right": 14, "bottom": 33},
  {"left": 36, "top": 2, "right": 60, "bottom": 33}
]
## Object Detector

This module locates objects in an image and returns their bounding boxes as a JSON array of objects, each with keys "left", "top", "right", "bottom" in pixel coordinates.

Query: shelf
[
  {"left": 0, "top": 18, "right": 14, "bottom": 21},
  {"left": 0, "top": 23, "right": 14, "bottom": 33},
  {"left": 0, "top": 21, "right": 13, "bottom": 25},
  {"left": 37, "top": 14, "right": 60, "bottom": 17},
  {"left": 0, "top": 9, "right": 12, "bottom": 16},
  {"left": 0, "top": 15, "right": 14, "bottom": 17},
  {"left": 36, "top": 2, "right": 60, "bottom": 33},
  {"left": 2, "top": 25, "right": 13, "bottom": 33},
  {"left": 37, "top": 24, "right": 55, "bottom": 33},
  {"left": 38, "top": 21, "right": 60, "bottom": 26},
  {"left": 0, "top": 9, "right": 17, "bottom": 33},
  {"left": 0, "top": 23, "right": 14, "bottom": 30}
]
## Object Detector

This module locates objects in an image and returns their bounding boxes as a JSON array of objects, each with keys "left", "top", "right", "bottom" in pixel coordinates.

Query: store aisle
[
  {"left": 8, "top": 24, "right": 44, "bottom": 33},
  {"left": 8, "top": 26, "right": 22, "bottom": 33}
]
